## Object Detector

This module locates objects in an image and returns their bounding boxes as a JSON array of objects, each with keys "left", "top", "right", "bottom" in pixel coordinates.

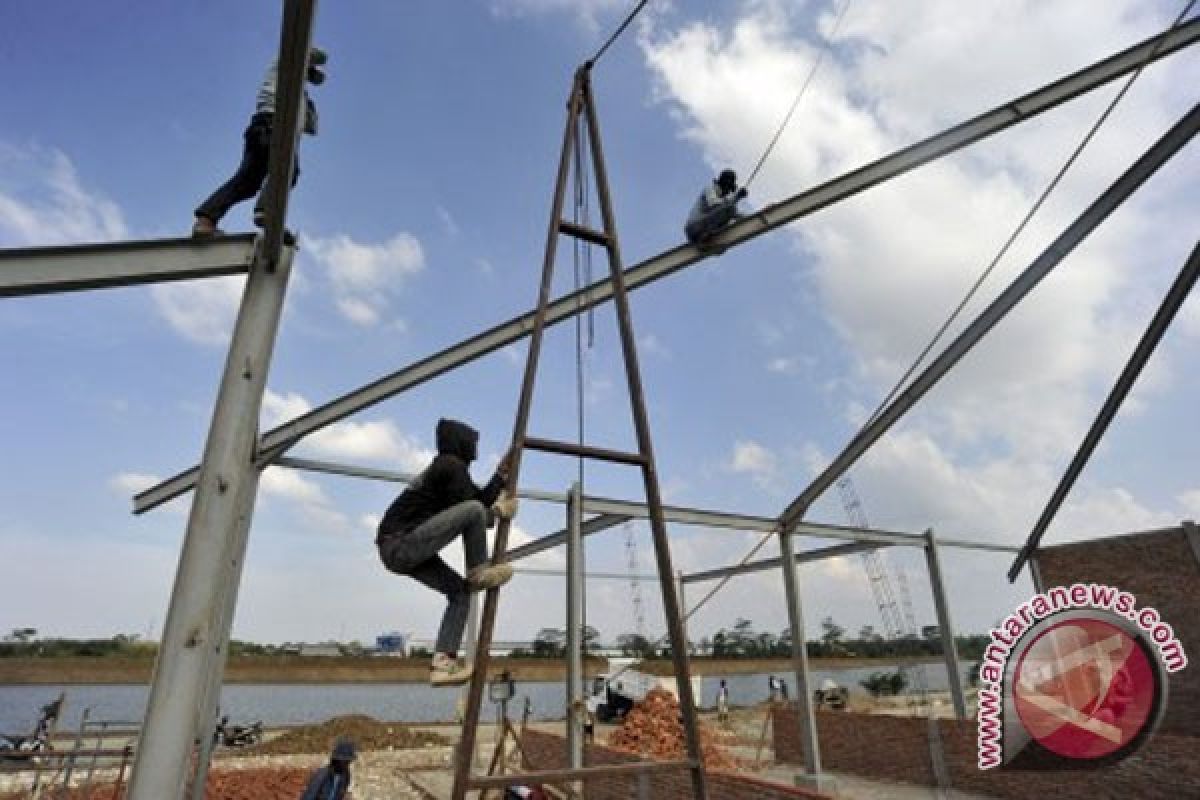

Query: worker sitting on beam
[
  {"left": 684, "top": 168, "right": 747, "bottom": 246},
  {"left": 376, "top": 419, "right": 518, "bottom": 686},
  {"left": 191, "top": 47, "right": 327, "bottom": 238}
]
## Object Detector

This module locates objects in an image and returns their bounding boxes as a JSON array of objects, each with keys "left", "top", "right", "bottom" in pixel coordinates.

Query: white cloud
[
  {"left": 642, "top": 0, "right": 1193, "bottom": 536},
  {"left": 638, "top": 333, "right": 672, "bottom": 359},
  {"left": 151, "top": 275, "right": 245, "bottom": 346},
  {"left": 730, "top": 440, "right": 778, "bottom": 490},
  {"left": 1178, "top": 489, "right": 1200, "bottom": 519},
  {"left": 262, "top": 389, "right": 435, "bottom": 471},
  {"left": 108, "top": 472, "right": 161, "bottom": 495},
  {"left": 0, "top": 142, "right": 127, "bottom": 246},
  {"left": 304, "top": 232, "right": 425, "bottom": 327},
  {"left": 436, "top": 205, "right": 460, "bottom": 237},
  {"left": 261, "top": 467, "right": 331, "bottom": 507}
]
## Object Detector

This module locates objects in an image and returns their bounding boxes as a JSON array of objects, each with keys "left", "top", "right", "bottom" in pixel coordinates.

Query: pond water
[{"left": 0, "top": 663, "right": 972, "bottom": 734}]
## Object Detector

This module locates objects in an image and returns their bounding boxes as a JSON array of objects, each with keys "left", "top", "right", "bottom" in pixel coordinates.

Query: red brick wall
[
  {"left": 773, "top": 707, "right": 1200, "bottom": 799},
  {"left": 518, "top": 730, "right": 828, "bottom": 800},
  {"left": 1035, "top": 525, "right": 1199, "bottom": 737}
]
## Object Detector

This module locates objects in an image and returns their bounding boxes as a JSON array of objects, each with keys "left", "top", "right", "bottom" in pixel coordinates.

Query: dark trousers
[
  {"left": 378, "top": 500, "right": 489, "bottom": 655},
  {"left": 195, "top": 113, "right": 299, "bottom": 224}
]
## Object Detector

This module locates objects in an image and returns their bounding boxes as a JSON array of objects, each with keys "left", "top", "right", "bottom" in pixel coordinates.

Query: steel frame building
[{"left": 2, "top": 1, "right": 1197, "bottom": 796}]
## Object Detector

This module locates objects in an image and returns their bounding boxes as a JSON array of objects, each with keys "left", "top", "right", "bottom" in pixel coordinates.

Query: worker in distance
[
  {"left": 375, "top": 419, "right": 517, "bottom": 686},
  {"left": 684, "top": 168, "right": 748, "bottom": 246},
  {"left": 191, "top": 47, "right": 327, "bottom": 238}
]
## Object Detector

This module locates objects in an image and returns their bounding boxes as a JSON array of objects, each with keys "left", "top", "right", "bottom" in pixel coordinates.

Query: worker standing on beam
[
  {"left": 684, "top": 168, "right": 748, "bottom": 245},
  {"left": 375, "top": 419, "right": 518, "bottom": 686},
  {"left": 191, "top": 47, "right": 327, "bottom": 238}
]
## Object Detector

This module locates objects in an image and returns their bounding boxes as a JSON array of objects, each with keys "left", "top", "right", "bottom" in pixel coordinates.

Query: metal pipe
[
  {"left": 1008, "top": 239, "right": 1200, "bottom": 581},
  {"left": 566, "top": 483, "right": 585, "bottom": 774},
  {"left": 132, "top": 21, "right": 1200, "bottom": 515},
  {"left": 779, "top": 102, "right": 1200, "bottom": 535},
  {"left": 126, "top": 243, "right": 300, "bottom": 800},
  {"left": 777, "top": 531, "right": 822, "bottom": 777},
  {"left": 923, "top": 531, "right": 967, "bottom": 720}
]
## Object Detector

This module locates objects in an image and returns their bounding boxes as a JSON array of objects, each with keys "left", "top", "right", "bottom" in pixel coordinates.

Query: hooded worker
[
  {"left": 684, "top": 168, "right": 747, "bottom": 245},
  {"left": 376, "top": 419, "right": 517, "bottom": 686},
  {"left": 300, "top": 737, "right": 355, "bottom": 800},
  {"left": 192, "top": 47, "right": 327, "bottom": 237}
]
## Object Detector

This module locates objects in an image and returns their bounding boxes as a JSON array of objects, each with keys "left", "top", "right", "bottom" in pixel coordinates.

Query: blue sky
[{"left": 1, "top": 0, "right": 1197, "bottom": 649}]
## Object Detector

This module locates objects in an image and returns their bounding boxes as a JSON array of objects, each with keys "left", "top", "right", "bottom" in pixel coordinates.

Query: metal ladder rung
[
  {"left": 558, "top": 220, "right": 611, "bottom": 247},
  {"left": 524, "top": 436, "right": 646, "bottom": 466}
]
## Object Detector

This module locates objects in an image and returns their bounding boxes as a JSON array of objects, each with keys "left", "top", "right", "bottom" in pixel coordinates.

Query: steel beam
[
  {"left": 1008, "top": 239, "right": 1200, "bottom": 581},
  {"left": 513, "top": 567, "right": 659, "bottom": 580},
  {"left": 779, "top": 102, "right": 1200, "bottom": 535},
  {"left": 132, "top": 22, "right": 1200, "bottom": 515},
  {"left": 565, "top": 484, "right": 585, "bottom": 775},
  {"left": 467, "top": 760, "right": 696, "bottom": 789},
  {"left": 127, "top": 243, "right": 299, "bottom": 800},
  {"left": 778, "top": 530, "right": 822, "bottom": 777},
  {"left": 256, "top": 3, "right": 316, "bottom": 262},
  {"left": 127, "top": 5, "right": 315, "bottom": 797},
  {"left": 267, "top": 455, "right": 1017, "bottom": 552},
  {"left": 0, "top": 235, "right": 256, "bottom": 298},
  {"left": 924, "top": 531, "right": 967, "bottom": 720},
  {"left": 503, "top": 512, "right": 631, "bottom": 563},
  {"left": 682, "top": 540, "right": 884, "bottom": 584}
]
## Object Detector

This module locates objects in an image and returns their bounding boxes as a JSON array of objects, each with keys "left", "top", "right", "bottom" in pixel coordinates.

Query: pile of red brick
[
  {"left": 607, "top": 688, "right": 740, "bottom": 771},
  {"left": 44, "top": 767, "right": 312, "bottom": 800}
]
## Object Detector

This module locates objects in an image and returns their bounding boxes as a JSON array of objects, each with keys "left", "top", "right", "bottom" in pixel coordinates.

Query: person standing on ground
[
  {"left": 684, "top": 168, "right": 747, "bottom": 245},
  {"left": 716, "top": 679, "right": 730, "bottom": 727},
  {"left": 376, "top": 419, "right": 518, "bottom": 686},
  {"left": 192, "top": 47, "right": 327, "bottom": 237}
]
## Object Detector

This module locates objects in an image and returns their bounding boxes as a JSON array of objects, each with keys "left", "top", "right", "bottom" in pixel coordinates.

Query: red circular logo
[{"left": 1012, "top": 616, "right": 1157, "bottom": 760}]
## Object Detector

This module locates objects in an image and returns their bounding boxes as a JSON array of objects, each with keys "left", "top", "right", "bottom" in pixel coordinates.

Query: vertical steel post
[
  {"left": 777, "top": 530, "right": 821, "bottom": 777},
  {"left": 580, "top": 70, "right": 708, "bottom": 800},
  {"left": 566, "top": 483, "right": 585, "bottom": 772},
  {"left": 188, "top": 466, "right": 263, "bottom": 800},
  {"left": 923, "top": 530, "right": 966, "bottom": 720},
  {"left": 127, "top": 244, "right": 298, "bottom": 800}
]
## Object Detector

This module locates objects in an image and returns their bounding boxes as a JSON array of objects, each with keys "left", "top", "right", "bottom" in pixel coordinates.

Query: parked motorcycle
[{"left": 214, "top": 716, "right": 263, "bottom": 748}]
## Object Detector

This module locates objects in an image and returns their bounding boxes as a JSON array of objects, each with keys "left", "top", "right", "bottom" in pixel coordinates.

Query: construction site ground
[{"left": 0, "top": 708, "right": 995, "bottom": 799}]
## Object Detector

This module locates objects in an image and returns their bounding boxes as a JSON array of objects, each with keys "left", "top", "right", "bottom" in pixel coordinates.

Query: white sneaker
[
  {"left": 430, "top": 654, "right": 473, "bottom": 687},
  {"left": 466, "top": 563, "right": 514, "bottom": 591}
]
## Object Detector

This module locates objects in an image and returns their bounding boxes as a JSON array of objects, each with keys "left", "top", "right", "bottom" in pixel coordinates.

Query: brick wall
[
  {"left": 773, "top": 707, "right": 1200, "bottom": 799},
  {"left": 1035, "top": 524, "right": 1199, "bottom": 737},
  {"left": 518, "top": 729, "right": 829, "bottom": 800}
]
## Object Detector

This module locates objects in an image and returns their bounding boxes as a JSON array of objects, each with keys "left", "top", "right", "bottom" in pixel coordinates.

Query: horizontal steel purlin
[
  {"left": 682, "top": 541, "right": 887, "bottom": 584},
  {"left": 0, "top": 234, "right": 257, "bottom": 298},
  {"left": 267, "top": 455, "right": 1018, "bottom": 553},
  {"left": 130, "top": 20, "right": 1200, "bottom": 515}
]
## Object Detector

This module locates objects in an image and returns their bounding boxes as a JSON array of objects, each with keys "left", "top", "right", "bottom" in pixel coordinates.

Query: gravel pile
[{"left": 247, "top": 714, "right": 448, "bottom": 756}]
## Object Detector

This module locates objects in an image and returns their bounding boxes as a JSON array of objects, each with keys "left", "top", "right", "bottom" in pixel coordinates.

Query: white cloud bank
[
  {"left": 304, "top": 232, "right": 425, "bottom": 327},
  {"left": 0, "top": 142, "right": 127, "bottom": 246},
  {"left": 640, "top": 0, "right": 1196, "bottom": 545}
]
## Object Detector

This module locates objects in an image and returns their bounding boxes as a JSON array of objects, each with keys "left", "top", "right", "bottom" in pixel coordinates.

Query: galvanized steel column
[
  {"left": 778, "top": 530, "right": 821, "bottom": 776},
  {"left": 566, "top": 483, "right": 585, "bottom": 772},
  {"left": 127, "top": 244, "right": 297, "bottom": 799},
  {"left": 923, "top": 530, "right": 967, "bottom": 720}
]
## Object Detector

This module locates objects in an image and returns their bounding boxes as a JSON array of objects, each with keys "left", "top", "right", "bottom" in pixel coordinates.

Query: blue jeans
[{"left": 378, "top": 500, "right": 488, "bottom": 654}]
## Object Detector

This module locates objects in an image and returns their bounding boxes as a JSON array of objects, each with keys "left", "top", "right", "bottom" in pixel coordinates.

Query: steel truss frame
[{"left": 0, "top": 11, "right": 1194, "bottom": 798}]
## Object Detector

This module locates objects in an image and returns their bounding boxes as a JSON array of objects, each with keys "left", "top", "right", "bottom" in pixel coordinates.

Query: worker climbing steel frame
[{"left": 450, "top": 63, "right": 709, "bottom": 799}]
